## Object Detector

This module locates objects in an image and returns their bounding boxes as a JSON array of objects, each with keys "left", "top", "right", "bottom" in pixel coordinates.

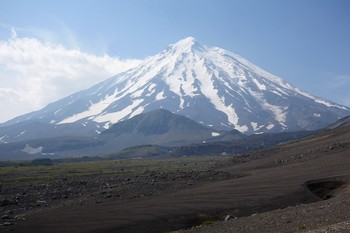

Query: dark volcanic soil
[{"left": 1, "top": 126, "right": 350, "bottom": 233}]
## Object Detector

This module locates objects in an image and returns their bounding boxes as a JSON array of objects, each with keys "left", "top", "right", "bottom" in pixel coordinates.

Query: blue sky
[{"left": 0, "top": 0, "right": 350, "bottom": 122}]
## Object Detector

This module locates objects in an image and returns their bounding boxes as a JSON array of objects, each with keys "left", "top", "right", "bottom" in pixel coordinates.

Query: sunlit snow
[
  {"left": 0, "top": 135, "right": 8, "bottom": 144},
  {"left": 211, "top": 132, "right": 220, "bottom": 137},
  {"left": 94, "top": 99, "right": 144, "bottom": 124},
  {"left": 22, "top": 144, "right": 43, "bottom": 154},
  {"left": 18, "top": 36, "right": 348, "bottom": 135},
  {"left": 15, "top": 131, "right": 26, "bottom": 138}
]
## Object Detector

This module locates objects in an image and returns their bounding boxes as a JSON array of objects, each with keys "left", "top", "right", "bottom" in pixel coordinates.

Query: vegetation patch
[{"left": 201, "top": 219, "right": 216, "bottom": 226}]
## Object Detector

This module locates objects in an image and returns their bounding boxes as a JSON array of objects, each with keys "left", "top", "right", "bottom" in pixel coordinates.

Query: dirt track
[{"left": 3, "top": 126, "right": 350, "bottom": 233}]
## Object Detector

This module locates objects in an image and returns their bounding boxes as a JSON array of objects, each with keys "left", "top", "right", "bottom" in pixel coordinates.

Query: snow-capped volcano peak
[
  {"left": 2, "top": 37, "right": 350, "bottom": 139},
  {"left": 168, "top": 36, "right": 206, "bottom": 54},
  {"left": 170, "top": 36, "right": 197, "bottom": 49}
]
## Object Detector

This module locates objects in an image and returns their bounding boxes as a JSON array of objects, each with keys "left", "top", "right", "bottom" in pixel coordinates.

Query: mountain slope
[
  {"left": 1, "top": 37, "right": 349, "bottom": 142},
  {"left": 325, "top": 115, "right": 350, "bottom": 129},
  {"left": 102, "top": 109, "right": 224, "bottom": 137},
  {"left": 0, "top": 109, "right": 237, "bottom": 160},
  {"left": 98, "top": 109, "right": 235, "bottom": 151}
]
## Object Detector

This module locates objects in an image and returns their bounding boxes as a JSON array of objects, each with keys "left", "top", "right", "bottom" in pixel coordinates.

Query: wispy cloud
[{"left": 0, "top": 30, "right": 141, "bottom": 123}]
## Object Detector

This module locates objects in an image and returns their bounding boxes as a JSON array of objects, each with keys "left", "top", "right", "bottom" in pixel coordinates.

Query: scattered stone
[
  {"left": 5, "top": 210, "right": 14, "bottom": 215},
  {"left": 36, "top": 200, "right": 47, "bottom": 204},
  {"left": 1, "top": 215, "right": 11, "bottom": 220},
  {"left": 0, "top": 222, "right": 13, "bottom": 226},
  {"left": 224, "top": 215, "right": 231, "bottom": 221},
  {"left": 14, "top": 215, "right": 25, "bottom": 220},
  {"left": 0, "top": 199, "right": 18, "bottom": 207}
]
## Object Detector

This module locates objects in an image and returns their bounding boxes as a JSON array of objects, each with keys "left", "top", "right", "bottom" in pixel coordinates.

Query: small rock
[
  {"left": 5, "top": 210, "right": 14, "bottom": 215},
  {"left": 0, "top": 222, "right": 13, "bottom": 226},
  {"left": 224, "top": 215, "right": 231, "bottom": 221},
  {"left": 36, "top": 200, "right": 47, "bottom": 204},
  {"left": 14, "top": 215, "right": 23, "bottom": 220},
  {"left": 1, "top": 215, "right": 11, "bottom": 220}
]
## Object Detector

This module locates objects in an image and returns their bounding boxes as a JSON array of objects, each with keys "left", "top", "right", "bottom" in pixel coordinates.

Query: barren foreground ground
[{"left": 1, "top": 126, "right": 350, "bottom": 233}]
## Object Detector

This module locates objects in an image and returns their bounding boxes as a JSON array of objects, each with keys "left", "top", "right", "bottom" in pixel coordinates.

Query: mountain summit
[{"left": 1, "top": 37, "right": 349, "bottom": 142}]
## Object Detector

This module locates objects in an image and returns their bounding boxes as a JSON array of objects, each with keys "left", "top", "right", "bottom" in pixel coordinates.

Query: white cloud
[
  {"left": 0, "top": 32, "right": 141, "bottom": 123},
  {"left": 11, "top": 27, "right": 17, "bottom": 38}
]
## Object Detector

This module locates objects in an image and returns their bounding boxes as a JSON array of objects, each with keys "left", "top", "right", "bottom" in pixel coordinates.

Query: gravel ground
[
  {"left": 179, "top": 189, "right": 350, "bottom": 233},
  {"left": 1, "top": 126, "right": 350, "bottom": 233}
]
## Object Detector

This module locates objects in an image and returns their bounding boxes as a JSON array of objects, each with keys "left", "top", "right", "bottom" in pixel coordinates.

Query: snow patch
[
  {"left": 58, "top": 92, "right": 120, "bottom": 124},
  {"left": 251, "top": 122, "right": 258, "bottom": 130},
  {"left": 131, "top": 89, "right": 144, "bottom": 98},
  {"left": 250, "top": 122, "right": 264, "bottom": 131},
  {"left": 103, "top": 122, "right": 112, "bottom": 129},
  {"left": 266, "top": 124, "right": 275, "bottom": 130},
  {"left": 262, "top": 102, "right": 287, "bottom": 127},
  {"left": 0, "top": 135, "right": 8, "bottom": 144},
  {"left": 314, "top": 113, "right": 321, "bottom": 118},
  {"left": 313, "top": 99, "right": 347, "bottom": 109},
  {"left": 148, "top": 83, "right": 156, "bottom": 91},
  {"left": 155, "top": 91, "right": 166, "bottom": 100},
  {"left": 94, "top": 99, "right": 144, "bottom": 124},
  {"left": 271, "top": 90, "right": 283, "bottom": 97},
  {"left": 15, "top": 131, "right": 26, "bottom": 138},
  {"left": 315, "top": 99, "right": 333, "bottom": 107},
  {"left": 22, "top": 144, "right": 43, "bottom": 155},
  {"left": 129, "top": 106, "right": 145, "bottom": 118},
  {"left": 54, "top": 108, "right": 62, "bottom": 115},
  {"left": 254, "top": 132, "right": 264, "bottom": 135},
  {"left": 236, "top": 124, "right": 248, "bottom": 132},
  {"left": 252, "top": 79, "right": 266, "bottom": 91},
  {"left": 211, "top": 132, "right": 220, "bottom": 137},
  {"left": 146, "top": 83, "right": 157, "bottom": 96}
]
